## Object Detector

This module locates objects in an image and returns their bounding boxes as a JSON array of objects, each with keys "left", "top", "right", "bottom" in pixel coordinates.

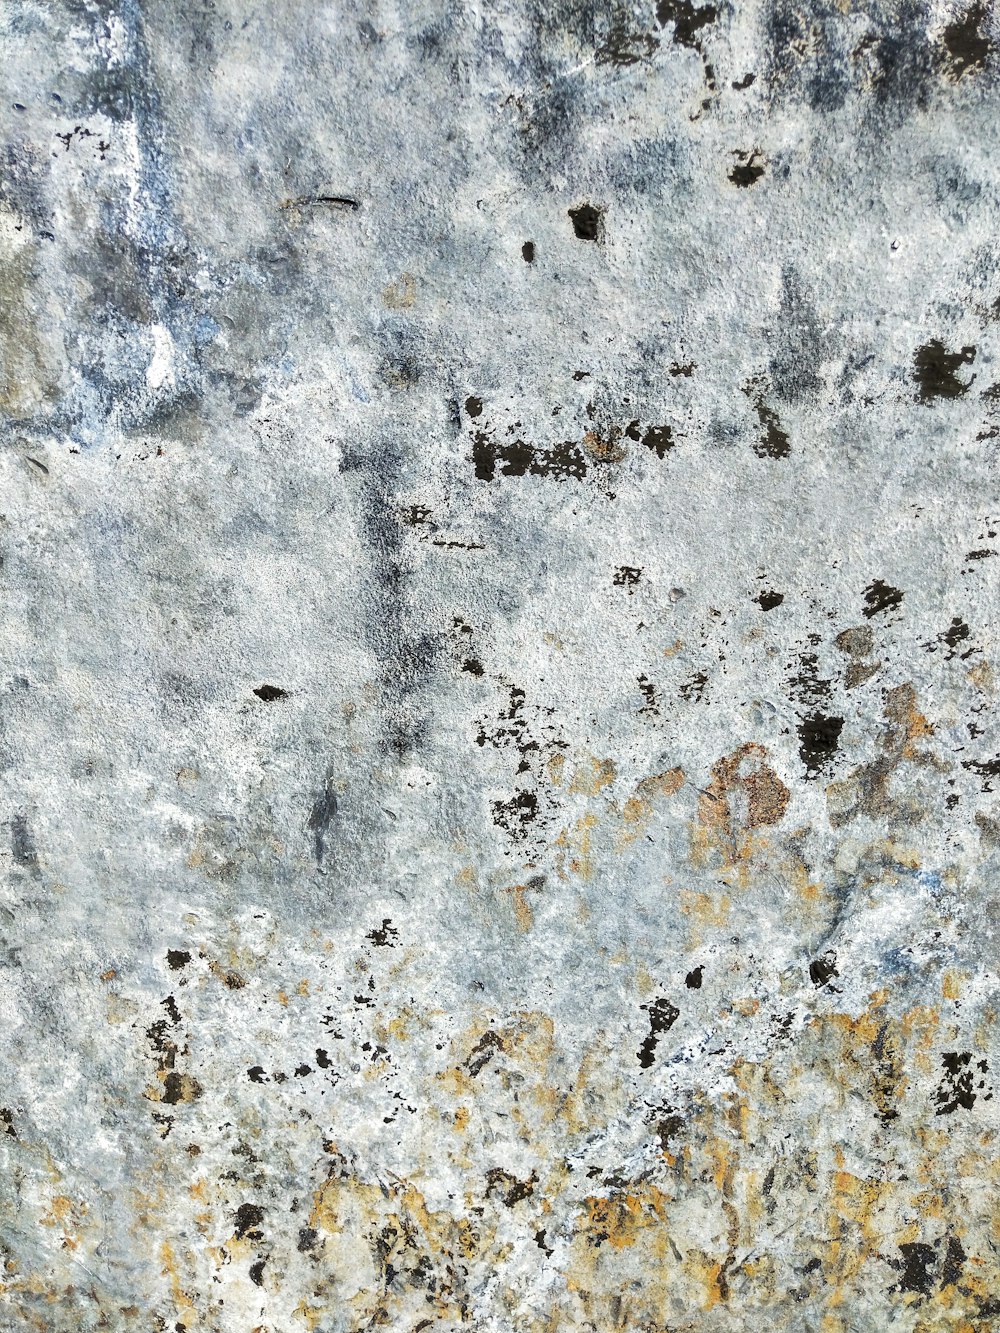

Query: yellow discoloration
[
  {"left": 381, "top": 273, "right": 417, "bottom": 308},
  {"left": 942, "top": 969, "right": 965, "bottom": 1000},
  {"left": 293, "top": 1300, "right": 324, "bottom": 1330},
  {"left": 160, "top": 1241, "right": 197, "bottom": 1329},
  {"left": 568, "top": 755, "right": 616, "bottom": 795},
  {"left": 619, "top": 766, "right": 685, "bottom": 845},
  {"left": 680, "top": 887, "right": 731, "bottom": 944},
  {"left": 504, "top": 882, "right": 535, "bottom": 931},
  {"left": 555, "top": 813, "right": 598, "bottom": 879},
  {"left": 968, "top": 660, "right": 994, "bottom": 691},
  {"left": 581, "top": 1188, "right": 668, "bottom": 1248}
]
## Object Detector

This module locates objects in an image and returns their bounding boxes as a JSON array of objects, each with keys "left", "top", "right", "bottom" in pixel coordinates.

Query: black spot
[
  {"left": 161, "top": 1072, "right": 202, "bottom": 1105},
  {"left": 366, "top": 919, "right": 399, "bottom": 947},
  {"left": 568, "top": 203, "right": 603, "bottom": 241},
  {"left": 642, "top": 425, "right": 674, "bottom": 459},
  {"left": 234, "top": 1202, "right": 265, "bottom": 1240},
  {"left": 685, "top": 966, "right": 703, "bottom": 988},
  {"left": 472, "top": 431, "right": 587, "bottom": 483},
  {"left": 467, "top": 1028, "right": 504, "bottom": 1076},
  {"left": 633, "top": 675, "right": 657, "bottom": 719},
  {"left": 249, "top": 1259, "right": 266, "bottom": 1286},
  {"left": 963, "top": 756, "right": 1000, "bottom": 789},
  {"left": 166, "top": 949, "right": 191, "bottom": 971},
  {"left": 913, "top": 340, "right": 976, "bottom": 403},
  {"left": 729, "top": 149, "right": 766, "bottom": 187},
  {"left": 743, "top": 380, "right": 790, "bottom": 457},
  {"left": 934, "top": 1051, "right": 987, "bottom": 1114},
  {"left": 297, "top": 1227, "right": 319, "bottom": 1253},
  {"left": 898, "top": 1242, "right": 937, "bottom": 1295},
  {"left": 756, "top": 590, "right": 784, "bottom": 611},
  {"left": 491, "top": 790, "right": 539, "bottom": 840},
  {"left": 679, "top": 671, "right": 708, "bottom": 702},
  {"left": 253, "top": 684, "right": 287, "bottom": 702},
  {"left": 637, "top": 997, "right": 680, "bottom": 1068},
  {"left": 797, "top": 712, "right": 843, "bottom": 776},
  {"left": 521, "top": 241, "right": 535, "bottom": 262},
  {"left": 247, "top": 1066, "right": 268, "bottom": 1083},
  {"left": 926, "top": 616, "right": 972, "bottom": 660},
  {"left": 787, "top": 650, "right": 832, "bottom": 706},
  {"left": 465, "top": 395, "right": 483, "bottom": 418},
  {"left": 485, "top": 1167, "right": 537, "bottom": 1207},
  {"left": 315, "top": 1048, "right": 332, "bottom": 1068},
  {"left": 862, "top": 579, "right": 903, "bottom": 619},
  {"left": 614, "top": 565, "right": 642, "bottom": 589},
  {"left": 462, "top": 658, "right": 485, "bottom": 676},
  {"left": 942, "top": 1, "right": 991, "bottom": 80},
  {"left": 595, "top": 19, "right": 659, "bottom": 66},
  {"left": 809, "top": 951, "right": 838, "bottom": 987},
  {"left": 654, "top": 1109, "right": 685, "bottom": 1149},
  {"left": 941, "top": 1234, "right": 966, "bottom": 1288},
  {"left": 402, "top": 503, "right": 433, "bottom": 527},
  {"left": 656, "top": 0, "right": 718, "bottom": 49},
  {"left": 732, "top": 72, "right": 756, "bottom": 89}
]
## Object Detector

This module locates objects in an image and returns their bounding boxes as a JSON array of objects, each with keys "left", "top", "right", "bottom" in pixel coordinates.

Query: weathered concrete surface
[{"left": 3, "top": 0, "right": 1000, "bottom": 1329}]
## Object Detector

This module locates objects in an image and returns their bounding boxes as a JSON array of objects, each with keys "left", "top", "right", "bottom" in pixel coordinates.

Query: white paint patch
[{"left": 145, "top": 323, "right": 175, "bottom": 390}]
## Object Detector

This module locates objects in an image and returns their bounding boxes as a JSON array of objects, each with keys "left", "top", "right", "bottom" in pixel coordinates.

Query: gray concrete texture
[{"left": 2, "top": 0, "right": 1000, "bottom": 1329}]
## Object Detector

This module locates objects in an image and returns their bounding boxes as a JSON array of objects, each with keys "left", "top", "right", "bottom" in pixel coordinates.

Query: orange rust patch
[
  {"left": 693, "top": 743, "right": 789, "bottom": 869},
  {"left": 579, "top": 1182, "right": 670, "bottom": 1249}
]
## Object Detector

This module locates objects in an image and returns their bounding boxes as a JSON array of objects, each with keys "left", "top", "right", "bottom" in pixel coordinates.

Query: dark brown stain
[
  {"left": 797, "top": 712, "right": 844, "bottom": 777},
  {"left": 568, "top": 203, "right": 603, "bottom": 241},
  {"left": 253, "top": 684, "right": 287, "bottom": 702},
  {"left": 942, "top": 2, "right": 991, "bottom": 80},
  {"left": 472, "top": 431, "right": 587, "bottom": 482},
  {"left": 743, "top": 379, "right": 790, "bottom": 457},
  {"left": 729, "top": 149, "right": 766, "bottom": 187},
  {"left": 642, "top": 425, "right": 674, "bottom": 459},
  {"left": 595, "top": 20, "right": 659, "bottom": 66},
  {"left": 862, "top": 579, "right": 903, "bottom": 619},
  {"left": 913, "top": 339, "right": 976, "bottom": 403}
]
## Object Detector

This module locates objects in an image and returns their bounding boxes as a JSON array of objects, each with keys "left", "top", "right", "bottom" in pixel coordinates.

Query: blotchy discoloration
[
  {"left": 694, "top": 743, "right": 790, "bottom": 869},
  {"left": 3, "top": 0, "right": 1000, "bottom": 1329}
]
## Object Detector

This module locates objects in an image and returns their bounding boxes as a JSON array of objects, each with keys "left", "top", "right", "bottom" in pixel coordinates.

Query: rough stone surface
[{"left": 3, "top": 1, "right": 1000, "bottom": 1329}]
